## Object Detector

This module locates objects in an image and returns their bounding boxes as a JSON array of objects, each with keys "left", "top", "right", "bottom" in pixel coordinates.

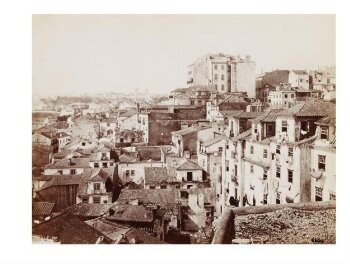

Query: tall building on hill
[{"left": 187, "top": 53, "right": 256, "bottom": 98}]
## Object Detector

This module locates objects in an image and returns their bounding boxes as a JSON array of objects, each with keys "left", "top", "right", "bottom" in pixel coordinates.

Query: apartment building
[{"left": 187, "top": 53, "right": 256, "bottom": 98}]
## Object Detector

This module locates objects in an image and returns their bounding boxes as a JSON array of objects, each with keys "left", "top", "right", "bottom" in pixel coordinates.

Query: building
[
  {"left": 171, "top": 125, "right": 211, "bottom": 158},
  {"left": 187, "top": 53, "right": 256, "bottom": 98},
  {"left": 310, "top": 116, "right": 336, "bottom": 202},
  {"left": 138, "top": 105, "right": 206, "bottom": 145},
  {"left": 35, "top": 169, "right": 93, "bottom": 212},
  {"left": 144, "top": 167, "right": 179, "bottom": 189},
  {"left": 32, "top": 130, "right": 59, "bottom": 154},
  {"left": 57, "top": 132, "right": 71, "bottom": 151},
  {"left": 106, "top": 204, "right": 167, "bottom": 241},
  {"left": 77, "top": 167, "right": 115, "bottom": 204},
  {"left": 43, "top": 157, "right": 91, "bottom": 175}
]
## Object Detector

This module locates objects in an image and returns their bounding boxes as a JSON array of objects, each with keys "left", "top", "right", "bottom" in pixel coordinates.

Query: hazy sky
[{"left": 33, "top": 15, "right": 335, "bottom": 96}]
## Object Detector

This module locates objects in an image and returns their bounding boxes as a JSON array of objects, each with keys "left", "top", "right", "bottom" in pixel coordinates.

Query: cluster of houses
[{"left": 32, "top": 54, "right": 336, "bottom": 244}]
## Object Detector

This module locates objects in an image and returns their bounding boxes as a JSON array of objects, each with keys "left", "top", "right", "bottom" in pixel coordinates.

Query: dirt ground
[{"left": 235, "top": 207, "right": 336, "bottom": 244}]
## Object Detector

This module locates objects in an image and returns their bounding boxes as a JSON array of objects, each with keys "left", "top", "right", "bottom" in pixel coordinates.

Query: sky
[{"left": 32, "top": 15, "right": 335, "bottom": 96}]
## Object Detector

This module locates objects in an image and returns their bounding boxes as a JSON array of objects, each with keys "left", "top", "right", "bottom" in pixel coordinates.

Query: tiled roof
[
  {"left": 32, "top": 202, "right": 55, "bottom": 216},
  {"left": 53, "top": 149, "right": 75, "bottom": 159},
  {"left": 32, "top": 213, "right": 111, "bottom": 244},
  {"left": 40, "top": 169, "right": 92, "bottom": 191},
  {"left": 252, "top": 109, "right": 284, "bottom": 123},
  {"left": 107, "top": 205, "right": 154, "bottom": 223},
  {"left": 117, "top": 189, "right": 180, "bottom": 207},
  {"left": 225, "top": 110, "right": 263, "bottom": 119},
  {"left": 119, "top": 153, "right": 139, "bottom": 163},
  {"left": 63, "top": 203, "right": 113, "bottom": 218},
  {"left": 315, "top": 116, "right": 336, "bottom": 126},
  {"left": 175, "top": 159, "right": 202, "bottom": 171},
  {"left": 232, "top": 129, "right": 252, "bottom": 142},
  {"left": 84, "top": 218, "right": 131, "bottom": 242},
  {"left": 292, "top": 70, "right": 308, "bottom": 75},
  {"left": 136, "top": 146, "right": 163, "bottom": 161},
  {"left": 278, "top": 100, "right": 336, "bottom": 118},
  {"left": 202, "top": 135, "right": 226, "bottom": 147},
  {"left": 119, "top": 109, "right": 137, "bottom": 118},
  {"left": 44, "top": 158, "right": 90, "bottom": 169},
  {"left": 123, "top": 227, "right": 166, "bottom": 244},
  {"left": 88, "top": 167, "right": 115, "bottom": 182},
  {"left": 171, "top": 126, "right": 198, "bottom": 136},
  {"left": 144, "top": 167, "right": 177, "bottom": 186}
]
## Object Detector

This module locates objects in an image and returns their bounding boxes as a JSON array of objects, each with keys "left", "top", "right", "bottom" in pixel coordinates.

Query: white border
[{"left": 0, "top": 0, "right": 348, "bottom": 263}]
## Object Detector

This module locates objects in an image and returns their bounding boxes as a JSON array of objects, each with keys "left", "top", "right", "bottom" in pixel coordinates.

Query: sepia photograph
[{"left": 31, "top": 14, "right": 336, "bottom": 245}]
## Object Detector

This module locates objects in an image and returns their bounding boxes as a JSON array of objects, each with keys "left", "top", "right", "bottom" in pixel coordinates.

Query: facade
[{"left": 187, "top": 53, "right": 256, "bottom": 98}]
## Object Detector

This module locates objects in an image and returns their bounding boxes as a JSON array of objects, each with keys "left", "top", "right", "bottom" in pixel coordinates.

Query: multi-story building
[
  {"left": 138, "top": 105, "right": 206, "bottom": 146},
  {"left": 310, "top": 116, "right": 336, "bottom": 202},
  {"left": 187, "top": 53, "right": 256, "bottom": 98}
]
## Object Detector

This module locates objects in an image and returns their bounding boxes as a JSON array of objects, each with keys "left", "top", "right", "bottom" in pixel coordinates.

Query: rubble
[{"left": 235, "top": 207, "right": 336, "bottom": 244}]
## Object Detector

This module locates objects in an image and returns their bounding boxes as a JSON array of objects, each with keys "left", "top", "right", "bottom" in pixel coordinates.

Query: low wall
[{"left": 211, "top": 201, "right": 336, "bottom": 244}]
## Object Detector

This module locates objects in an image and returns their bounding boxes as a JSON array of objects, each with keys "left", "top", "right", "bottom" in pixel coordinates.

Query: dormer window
[
  {"left": 281, "top": 121, "right": 288, "bottom": 132},
  {"left": 320, "top": 126, "right": 328, "bottom": 140}
]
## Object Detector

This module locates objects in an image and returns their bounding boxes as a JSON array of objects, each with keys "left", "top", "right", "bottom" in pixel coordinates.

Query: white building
[{"left": 187, "top": 53, "right": 256, "bottom": 98}]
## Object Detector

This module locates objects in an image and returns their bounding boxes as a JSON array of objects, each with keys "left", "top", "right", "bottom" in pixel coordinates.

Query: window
[
  {"left": 253, "top": 124, "right": 258, "bottom": 134},
  {"left": 93, "top": 183, "right": 101, "bottom": 191},
  {"left": 82, "top": 197, "right": 89, "bottom": 203},
  {"left": 181, "top": 190, "right": 188, "bottom": 199},
  {"left": 82, "top": 142, "right": 86, "bottom": 146},
  {"left": 130, "top": 170, "right": 135, "bottom": 176},
  {"left": 190, "top": 99, "right": 194, "bottom": 105},
  {"left": 58, "top": 170, "right": 63, "bottom": 175},
  {"left": 250, "top": 165, "right": 254, "bottom": 174},
  {"left": 329, "top": 192, "right": 336, "bottom": 201},
  {"left": 250, "top": 146, "right": 254, "bottom": 154},
  {"left": 263, "top": 149, "right": 267, "bottom": 159},
  {"left": 276, "top": 166, "right": 281, "bottom": 178},
  {"left": 291, "top": 94, "right": 295, "bottom": 98},
  {"left": 318, "top": 155, "right": 326, "bottom": 170},
  {"left": 320, "top": 126, "right": 328, "bottom": 140},
  {"left": 286, "top": 197, "right": 294, "bottom": 203},
  {"left": 214, "top": 74, "right": 218, "bottom": 80},
  {"left": 103, "top": 162, "right": 107, "bottom": 168},
  {"left": 263, "top": 170, "right": 268, "bottom": 180},
  {"left": 221, "top": 65, "right": 224, "bottom": 70},
  {"left": 315, "top": 187, "right": 323, "bottom": 201},
  {"left": 218, "top": 147, "right": 223, "bottom": 152},
  {"left": 214, "top": 65, "right": 218, "bottom": 70},
  {"left": 120, "top": 138, "right": 124, "bottom": 143},
  {"left": 263, "top": 194, "right": 268, "bottom": 204},
  {"left": 93, "top": 197, "right": 101, "bottom": 204},
  {"left": 288, "top": 170, "right": 293, "bottom": 183},
  {"left": 226, "top": 160, "right": 229, "bottom": 172},
  {"left": 150, "top": 186, "right": 156, "bottom": 189},
  {"left": 300, "top": 79, "right": 303, "bottom": 82},
  {"left": 94, "top": 163, "right": 99, "bottom": 168},
  {"left": 288, "top": 147, "right": 293, "bottom": 157},
  {"left": 221, "top": 84, "right": 224, "bottom": 91},
  {"left": 187, "top": 172, "right": 193, "bottom": 181},
  {"left": 70, "top": 169, "right": 76, "bottom": 174},
  {"left": 160, "top": 185, "right": 167, "bottom": 189},
  {"left": 276, "top": 145, "right": 281, "bottom": 154},
  {"left": 284, "top": 94, "right": 288, "bottom": 98},
  {"left": 234, "top": 164, "right": 237, "bottom": 177},
  {"left": 125, "top": 170, "right": 130, "bottom": 177},
  {"left": 103, "top": 200, "right": 108, "bottom": 204},
  {"left": 276, "top": 193, "right": 280, "bottom": 204},
  {"left": 221, "top": 74, "right": 225, "bottom": 81},
  {"left": 281, "top": 121, "right": 288, "bottom": 132}
]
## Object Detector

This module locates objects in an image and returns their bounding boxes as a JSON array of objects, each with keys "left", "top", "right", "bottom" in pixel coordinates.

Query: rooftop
[
  {"left": 117, "top": 189, "right": 180, "bottom": 207},
  {"left": 32, "top": 213, "right": 111, "bottom": 244},
  {"left": 277, "top": 100, "right": 336, "bottom": 118},
  {"left": 44, "top": 158, "right": 90, "bottom": 169},
  {"left": 144, "top": 167, "right": 177, "bottom": 186},
  {"left": 252, "top": 108, "right": 284, "bottom": 123},
  {"left": 202, "top": 135, "right": 226, "bottom": 147},
  {"left": 32, "top": 202, "right": 55, "bottom": 217},
  {"left": 107, "top": 205, "right": 154, "bottom": 223}
]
